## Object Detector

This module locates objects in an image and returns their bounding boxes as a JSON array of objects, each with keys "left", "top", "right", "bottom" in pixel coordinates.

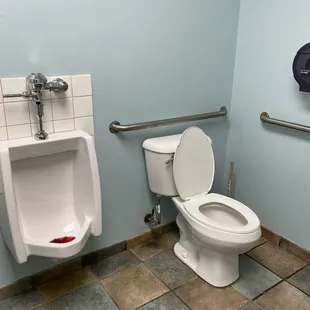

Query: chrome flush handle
[{"left": 166, "top": 154, "right": 175, "bottom": 164}]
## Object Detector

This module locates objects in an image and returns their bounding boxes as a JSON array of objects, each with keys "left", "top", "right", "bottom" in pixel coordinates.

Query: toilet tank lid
[{"left": 142, "top": 134, "right": 182, "bottom": 154}]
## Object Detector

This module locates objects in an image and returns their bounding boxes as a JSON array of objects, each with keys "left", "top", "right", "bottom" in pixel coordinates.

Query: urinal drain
[{"left": 50, "top": 236, "right": 76, "bottom": 243}]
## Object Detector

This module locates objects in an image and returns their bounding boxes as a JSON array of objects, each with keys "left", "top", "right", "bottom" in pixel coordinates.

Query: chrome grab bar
[
  {"left": 260, "top": 112, "right": 310, "bottom": 133},
  {"left": 109, "top": 106, "right": 227, "bottom": 133}
]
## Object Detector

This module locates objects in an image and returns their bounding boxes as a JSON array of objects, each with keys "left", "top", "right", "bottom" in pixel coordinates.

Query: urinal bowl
[{"left": 0, "top": 130, "right": 101, "bottom": 263}]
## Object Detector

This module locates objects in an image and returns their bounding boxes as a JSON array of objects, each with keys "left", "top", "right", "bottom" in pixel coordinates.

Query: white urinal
[{"left": 0, "top": 130, "right": 101, "bottom": 263}]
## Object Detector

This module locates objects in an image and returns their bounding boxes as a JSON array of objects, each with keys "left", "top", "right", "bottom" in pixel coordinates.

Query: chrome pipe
[
  {"left": 109, "top": 106, "right": 227, "bottom": 133},
  {"left": 260, "top": 112, "right": 310, "bottom": 133}
]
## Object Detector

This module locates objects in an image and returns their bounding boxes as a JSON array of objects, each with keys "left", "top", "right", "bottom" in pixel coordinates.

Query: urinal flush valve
[{"left": 2, "top": 73, "right": 69, "bottom": 140}]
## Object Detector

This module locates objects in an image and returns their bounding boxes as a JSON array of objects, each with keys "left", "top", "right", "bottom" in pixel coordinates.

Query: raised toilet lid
[{"left": 173, "top": 127, "right": 214, "bottom": 201}]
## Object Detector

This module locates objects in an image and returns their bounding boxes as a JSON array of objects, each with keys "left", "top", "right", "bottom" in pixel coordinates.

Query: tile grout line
[
  {"left": 285, "top": 279, "right": 310, "bottom": 298},
  {"left": 251, "top": 279, "right": 285, "bottom": 303},
  {"left": 172, "top": 291, "right": 191, "bottom": 310},
  {"left": 35, "top": 286, "right": 49, "bottom": 309},
  {"left": 133, "top": 291, "right": 174, "bottom": 310},
  {"left": 248, "top": 238, "right": 268, "bottom": 251},
  {"left": 129, "top": 248, "right": 183, "bottom": 306},
  {"left": 172, "top": 285, "right": 193, "bottom": 310},
  {"left": 284, "top": 263, "right": 309, "bottom": 280},
  {"left": 244, "top": 253, "right": 284, "bottom": 278},
  {"left": 137, "top": 245, "right": 175, "bottom": 264},
  {"left": 129, "top": 233, "right": 199, "bottom": 298},
  {"left": 37, "top": 270, "right": 100, "bottom": 306},
  {"left": 244, "top": 250, "right": 307, "bottom": 281},
  {"left": 97, "top": 280, "right": 122, "bottom": 309},
  {"left": 51, "top": 279, "right": 99, "bottom": 304},
  {"left": 252, "top": 278, "right": 310, "bottom": 304},
  {"left": 237, "top": 247, "right": 309, "bottom": 303},
  {"left": 128, "top": 248, "right": 144, "bottom": 263},
  {"left": 237, "top": 300, "right": 255, "bottom": 309},
  {"left": 72, "top": 96, "right": 76, "bottom": 129},
  {"left": 128, "top": 229, "right": 179, "bottom": 260},
  {"left": 141, "top": 248, "right": 198, "bottom": 291},
  {"left": 283, "top": 263, "right": 310, "bottom": 298},
  {"left": 140, "top": 258, "right": 172, "bottom": 290},
  {"left": 129, "top": 238, "right": 199, "bottom": 291}
]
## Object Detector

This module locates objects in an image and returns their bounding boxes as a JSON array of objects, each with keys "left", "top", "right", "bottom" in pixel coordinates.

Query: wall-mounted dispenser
[{"left": 293, "top": 43, "right": 310, "bottom": 92}]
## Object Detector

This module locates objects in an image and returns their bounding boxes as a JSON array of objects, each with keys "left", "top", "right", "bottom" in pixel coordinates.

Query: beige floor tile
[
  {"left": 131, "top": 231, "right": 179, "bottom": 261},
  {"left": 175, "top": 277, "right": 248, "bottom": 310},
  {"left": 37, "top": 267, "right": 97, "bottom": 302},
  {"left": 101, "top": 263, "right": 168, "bottom": 310},
  {"left": 248, "top": 242, "right": 307, "bottom": 278},
  {"left": 248, "top": 237, "right": 268, "bottom": 251},
  {"left": 255, "top": 282, "right": 310, "bottom": 310}
]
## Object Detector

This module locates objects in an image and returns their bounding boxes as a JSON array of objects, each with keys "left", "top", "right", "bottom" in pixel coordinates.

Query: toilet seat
[
  {"left": 173, "top": 127, "right": 259, "bottom": 235},
  {"left": 183, "top": 193, "right": 260, "bottom": 234}
]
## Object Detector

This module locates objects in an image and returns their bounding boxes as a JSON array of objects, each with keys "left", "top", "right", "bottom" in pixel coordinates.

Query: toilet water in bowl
[{"left": 199, "top": 203, "right": 248, "bottom": 229}]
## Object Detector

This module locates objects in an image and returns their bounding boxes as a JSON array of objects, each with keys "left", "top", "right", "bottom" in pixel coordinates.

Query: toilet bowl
[
  {"left": 0, "top": 130, "right": 102, "bottom": 263},
  {"left": 142, "top": 127, "right": 261, "bottom": 287}
]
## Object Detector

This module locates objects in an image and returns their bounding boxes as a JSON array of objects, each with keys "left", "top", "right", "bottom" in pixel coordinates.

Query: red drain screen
[{"left": 50, "top": 236, "right": 76, "bottom": 243}]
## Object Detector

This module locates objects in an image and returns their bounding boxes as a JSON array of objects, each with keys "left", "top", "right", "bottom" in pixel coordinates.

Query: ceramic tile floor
[{"left": 1, "top": 231, "right": 310, "bottom": 310}]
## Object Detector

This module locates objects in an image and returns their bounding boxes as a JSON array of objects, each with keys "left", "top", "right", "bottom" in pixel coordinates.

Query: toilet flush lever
[{"left": 166, "top": 154, "right": 175, "bottom": 164}]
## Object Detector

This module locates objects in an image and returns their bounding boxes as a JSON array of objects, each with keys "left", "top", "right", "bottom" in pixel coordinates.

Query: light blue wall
[
  {"left": 0, "top": 1, "right": 240, "bottom": 286},
  {"left": 225, "top": 0, "right": 310, "bottom": 250}
]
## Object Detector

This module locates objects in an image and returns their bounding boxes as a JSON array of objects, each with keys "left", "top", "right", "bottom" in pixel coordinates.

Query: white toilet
[
  {"left": 143, "top": 127, "right": 261, "bottom": 287},
  {"left": 0, "top": 130, "right": 101, "bottom": 263}
]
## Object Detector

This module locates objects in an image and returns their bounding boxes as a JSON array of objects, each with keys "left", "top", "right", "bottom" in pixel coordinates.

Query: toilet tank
[
  {"left": 142, "top": 132, "right": 213, "bottom": 197},
  {"left": 142, "top": 134, "right": 181, "bottom": 197}
]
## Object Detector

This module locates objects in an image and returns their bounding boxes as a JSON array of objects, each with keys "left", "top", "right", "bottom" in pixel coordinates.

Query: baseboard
[
  {"left": 261, "top": 225, "right": 310, "bottom": 263},
  {"left": 126, "top": 221, "right": 178, "bottom": 249},
  {"left": 0, "top": 221, "right": 177, "bottom": 301}
]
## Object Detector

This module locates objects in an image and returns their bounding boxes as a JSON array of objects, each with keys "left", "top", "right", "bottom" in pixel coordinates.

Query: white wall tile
[
  {"left": 31, "top": 121, "right": 54, "bottom": 135},
  {"left": 50, "top": 76, "right": 72, "bottom": 99},
  {"left": 42, "top": 90, "right": 51, "bottom": 100},
  {"left": 73, "top": 96, "right": 93, "bottom": 117},
  {"left": 75, "top": 116, "right": 94, "bottom": 135},
  {"left": 4, "top": 101, "right": 30, "bottom": 126},
  {"left": 0, "top": 127, "right": 7, "bottom": 140},
  {"left": 7, "top": 124, "right": 31, "bottom": 139},
  {"left": 29, "top": 100, "right": 53, "bottom": 123},
  {"left": 0, "top": 82, "right": 3, "bottom": 102},
  {"left": 0, "top": 73, "right": 94, "bottom": 140},
  {"left": 71, "top": 74, "right": 92, "bottom": 97},
  {"left": 52, "top": 98, "right": 73, "bottom": 120},
  {"left": 54, "top": 119, "right": 74, "bottom": 133},
  {"left": 1, "top": 77, "right": 27, "bottom": 102},
  {"left": 0, "top": 104, "right": 6, "bottom": 127}
]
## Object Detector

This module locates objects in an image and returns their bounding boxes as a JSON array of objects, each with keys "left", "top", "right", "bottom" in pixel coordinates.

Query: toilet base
[{"left": 174, "top": 242, "right": 239, "bottom": 287}]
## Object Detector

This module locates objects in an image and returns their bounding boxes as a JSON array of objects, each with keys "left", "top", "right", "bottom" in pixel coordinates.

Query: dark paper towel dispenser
[{"left": 293, "top": 43, "right": 310, "bottom": 92}]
